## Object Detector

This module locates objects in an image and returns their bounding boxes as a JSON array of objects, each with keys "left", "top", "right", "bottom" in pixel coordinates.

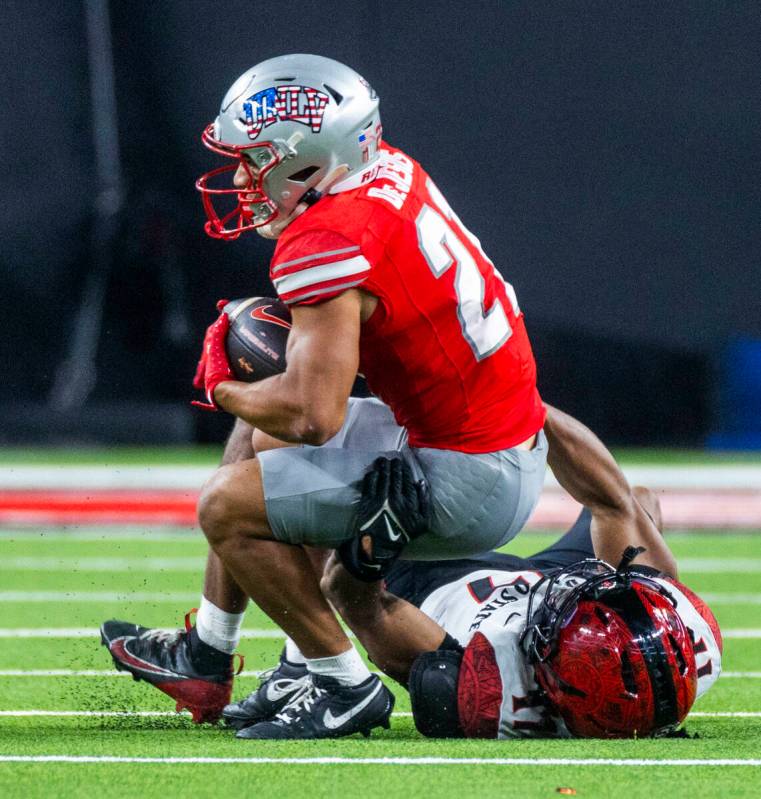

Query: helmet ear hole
[
  {"left": 594, "top": 606, "right": 611, "bottom": 626},
  {"left": 620, "top": 650, "right": 639, "bottom": 696},
  {"left": 323, "top": 83, "right": 344, "bottom": 105},
  {"left": 288, "top": 165, "right": 320, "bottom": 183},
  {"left": 669, "top": 633, "right": 689, "bottom": 676}
]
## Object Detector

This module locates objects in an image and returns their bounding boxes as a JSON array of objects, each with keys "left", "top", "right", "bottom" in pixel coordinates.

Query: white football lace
[
  {"left": 274, "top": 678, "right": 326, "bottom": 722},
  {"left": 139, "top": 628, "right": 181, "bottom": 646}
]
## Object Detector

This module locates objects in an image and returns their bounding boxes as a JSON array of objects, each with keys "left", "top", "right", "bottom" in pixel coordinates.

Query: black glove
[{"left": 338, "top": 456, "right": 431, "bottom": 582}]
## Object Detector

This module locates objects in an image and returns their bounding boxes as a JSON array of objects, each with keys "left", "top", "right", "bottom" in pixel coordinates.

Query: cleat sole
[{"left": 222, "top": 715, "right": 255, "bottom": 731}]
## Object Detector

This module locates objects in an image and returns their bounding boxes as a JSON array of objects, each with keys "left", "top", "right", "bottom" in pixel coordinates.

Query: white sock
[
  {"left": 305, "top": 645, "right": 372, "bottom": 686},
  {"left": 195, "top": 596, "right": 245, "bottom": 654},
  {"left": 284, "top": 637, "right": 307, "bottom": 665}
]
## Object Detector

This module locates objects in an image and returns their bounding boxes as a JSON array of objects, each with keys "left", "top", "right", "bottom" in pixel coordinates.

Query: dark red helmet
[{"left": 521, "top": 550, "right": 697, "bottom": 738}]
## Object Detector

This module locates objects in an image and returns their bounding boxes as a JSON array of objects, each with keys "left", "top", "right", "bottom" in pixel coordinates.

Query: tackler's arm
[{"left": 543, "top": 405, "right": 677, "bottom": 578}]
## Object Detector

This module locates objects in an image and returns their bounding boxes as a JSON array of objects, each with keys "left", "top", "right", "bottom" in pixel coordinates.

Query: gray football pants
[{"left": 258, "top": 397, "right": 547, "bottom": 559}]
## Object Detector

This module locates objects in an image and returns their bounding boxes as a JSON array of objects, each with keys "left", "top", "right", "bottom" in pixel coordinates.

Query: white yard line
[
  {"left": 4, "top": 556, "right": 761, "bottom": 573},
  {"left": 689, "top": 712, "right": 761, "bottom": 717},
  {"left": 0, "top": 591, "right": 199, "bottom": 603},
  {"left": 0, "top": 710, "right": 756, "bottom": 719},
  {"left": 0, "top": 669, "right": 759, "bottom": 679},
  {"left": 700, "top": 594, "right": 761, "bottom": 605},
  {"left": 0, "top": 466, "right": 214, "bottom": 490},
  {"left": 678, "top": 558, "right": 761, "bottom": 573},
  {"left": 0, "top": 557, "right": 204, "bottom": 571},
  {"left": 7, "top": 626, "right": 761, "bottom": 640},
  {"left": 0, "top": 628, "right": 286, "bottom": 639},
  {"left": 0, "top": 529, "right": 196, "bottom": 542},
  {"left": 0, "top": 711, "right": 187, "bottom": 717},
  {"left": 3, "top": 589, "right": 761, "bottom": 604},
  {"left": 4, "top": 463, "right": 761, "bottom": 490},
  {"left": 1, "top": 754, "right": 760, "bottom": 766}
]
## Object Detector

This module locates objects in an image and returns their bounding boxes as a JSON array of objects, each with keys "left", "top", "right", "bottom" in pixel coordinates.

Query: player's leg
[
  {"left": 198, "top": 437, "right": 394, "bottom": 739},
  {"left": 100, "top": 418, "right": 256, "bottom": 722},
  {"left": 401, "top": 432, "right": 549, "bottom": 560},
  {"left": 196, "top": 419, "right": 255, "bottom": 654},
  {"left": 198, "top": 459, "right": 352, "bottom": 656},
  {"left": 223, "top": 398, "right": 406, "bottom": 730}
]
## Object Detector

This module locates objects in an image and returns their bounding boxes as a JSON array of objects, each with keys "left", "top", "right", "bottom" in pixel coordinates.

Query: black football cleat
[
  {"left": 236, "top": 673, "right": 394, "bottom": 740},
  {"left": 223, "top": 652, "right": 309, "bottom": 730},
  {"left": 100, "top": 612, "right": 242, "bottom": 724}
]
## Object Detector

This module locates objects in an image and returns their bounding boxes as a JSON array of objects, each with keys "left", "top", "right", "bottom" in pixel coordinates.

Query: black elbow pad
[{"left": 408, "top": 637, "right": 464, "bottom": 738}]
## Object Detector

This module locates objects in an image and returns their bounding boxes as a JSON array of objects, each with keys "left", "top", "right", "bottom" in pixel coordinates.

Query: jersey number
[{"left": 416, "top": 184, "right": 520, "bottom": 361}]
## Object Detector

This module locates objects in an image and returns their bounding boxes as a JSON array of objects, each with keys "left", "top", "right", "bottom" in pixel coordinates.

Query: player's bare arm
[
  {"left": 214, "top": 291, "right": 367, "bottom": 444},
  {"left": 543, "top": 404, "right": 677, "bottom": 577},
  {"left": 321, "top": 556, "right": 447, "bottom": 683}
]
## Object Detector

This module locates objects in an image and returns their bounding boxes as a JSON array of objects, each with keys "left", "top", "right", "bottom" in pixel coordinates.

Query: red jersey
[{"left": 270, "top": 144, "right": 545, "bottom": 452}]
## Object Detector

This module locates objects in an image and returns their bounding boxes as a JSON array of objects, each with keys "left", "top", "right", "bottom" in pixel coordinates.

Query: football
[{"left": 222, "top": 297, "right": 292, "bottom": 382}]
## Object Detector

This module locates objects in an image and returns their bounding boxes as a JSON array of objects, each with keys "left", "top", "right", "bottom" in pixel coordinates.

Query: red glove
[
  {"left": 191, "top": 304, "right": 235, "bottom": 412},
  {"left": 193, "top": 299, "right": 229, "bottom": 392}
]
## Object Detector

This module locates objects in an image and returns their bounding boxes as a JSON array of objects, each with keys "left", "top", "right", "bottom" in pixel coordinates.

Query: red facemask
[{"left": 195, "top": 124, "right": 283, "bottom": 240}]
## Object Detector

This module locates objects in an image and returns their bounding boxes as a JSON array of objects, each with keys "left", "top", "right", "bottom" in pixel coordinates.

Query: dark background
[{"left": 2, "top": 0, "right": 759, "bottom": 446}]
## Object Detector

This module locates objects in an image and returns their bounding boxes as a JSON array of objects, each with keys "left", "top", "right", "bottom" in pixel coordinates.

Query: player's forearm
[
  {"left": 544, "top": 405, "right": 678, "bottom": 575},
  {"left": 544, "top": 404, "right": 635, "bottom": 518},
  {"left": 321, "top": 556, "right": 447, "bottom": 683},
  {"left": 544, "top": 405, "right": 643, "bottom": 562},
  {"left": 214, "top": 374, "right": 344, "bottom": 445}
]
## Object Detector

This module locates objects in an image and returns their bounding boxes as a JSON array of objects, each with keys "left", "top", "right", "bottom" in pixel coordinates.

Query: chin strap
[
  {"left": 616, "top": 545, "right": 647, "bottom": 572},
  {"left": 257, "top": 164, "right": 351, "bottom": 239}
]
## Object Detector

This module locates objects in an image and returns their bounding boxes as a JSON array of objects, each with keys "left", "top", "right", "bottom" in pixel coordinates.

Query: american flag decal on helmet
[{"left": 243, "top": 86, "right": 330, "bottom": 140}]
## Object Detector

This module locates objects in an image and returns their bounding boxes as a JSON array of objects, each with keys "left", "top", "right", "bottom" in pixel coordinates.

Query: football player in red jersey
[{"left": 103, "top": 54, "right": 548, "bottom": 740}]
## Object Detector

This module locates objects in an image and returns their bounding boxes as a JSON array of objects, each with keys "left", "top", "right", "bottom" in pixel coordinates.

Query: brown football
[{"left": 222, "top": 297, "right": 291, "bottom": 382}]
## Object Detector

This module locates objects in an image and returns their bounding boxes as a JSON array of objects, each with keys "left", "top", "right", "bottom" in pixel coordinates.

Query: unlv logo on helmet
[{"left": 243, "top": 86, "right": 330, "bottom": 140}]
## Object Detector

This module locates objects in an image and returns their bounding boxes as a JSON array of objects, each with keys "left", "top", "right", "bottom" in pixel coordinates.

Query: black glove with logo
[{"left": 338, "top": 456, "right": 431, "bottom": 582}]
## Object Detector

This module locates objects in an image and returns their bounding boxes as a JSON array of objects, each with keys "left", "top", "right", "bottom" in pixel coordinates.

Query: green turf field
[
  {"left": 1, "top": 445, "right": 760, "bottom": 466},
  {"left": 1, "top": 528, "right": 760, "bottom": 798}
]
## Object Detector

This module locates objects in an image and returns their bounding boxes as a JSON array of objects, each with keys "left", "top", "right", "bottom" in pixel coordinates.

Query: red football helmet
[{"left": 521, "top": 551, "right": 697, "bottom": 738}]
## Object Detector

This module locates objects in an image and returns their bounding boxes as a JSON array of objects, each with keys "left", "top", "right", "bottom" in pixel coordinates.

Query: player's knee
[
  {"left": 633, "top": 485, "right": 663, "bottom": 530},
  {"left": 320, "top": 554, "right": 350, "bottom": 607},
  {"left": 197, "top": 468, "right": 237, "bottom": 547},
  {"left": 321, "top": 554, "right": 379, "bottom": 619}
]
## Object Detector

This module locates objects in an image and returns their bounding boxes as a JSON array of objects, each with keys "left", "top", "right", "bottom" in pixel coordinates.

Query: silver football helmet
[{"left": 196, "top": 54, "right": 382, "bottom": 239}]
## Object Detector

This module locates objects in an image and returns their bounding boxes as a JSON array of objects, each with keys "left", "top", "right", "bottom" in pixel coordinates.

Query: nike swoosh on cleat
[
  {"left": 265, "top": 679, "right": 306, "bottom": 702},
  {"left": 109, "top": 638, "right": 184, "bottom": 679},
  {"left": 322, "top": 682, "right": 384, "bottom": 730}
]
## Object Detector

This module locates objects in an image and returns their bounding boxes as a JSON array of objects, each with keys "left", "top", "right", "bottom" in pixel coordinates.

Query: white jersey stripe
[
  {"left": 281, "top": 279, "right": 368, "bottom": 303},
  {"left": 273, "top": 255, "right": 371, "bottom": 295},
  {"left": 272, "top": 245, "right": 360, "bottom": 273}
]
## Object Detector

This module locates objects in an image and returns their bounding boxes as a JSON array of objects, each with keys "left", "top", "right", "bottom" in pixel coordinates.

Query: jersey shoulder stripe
[
  {"left": 274, "top": 254, "right": 371, "bottom": 304},
  {"left": 272, "top": 245, "right": 361, "bottom": 274}
]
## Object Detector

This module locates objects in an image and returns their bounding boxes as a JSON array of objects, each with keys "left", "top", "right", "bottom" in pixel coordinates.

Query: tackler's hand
[
  {"left": 338, "top": 456, "right": 431, "bottom": 582},
  {"left": 191, "top": 304, "right": 234, "bottom": 412}
]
